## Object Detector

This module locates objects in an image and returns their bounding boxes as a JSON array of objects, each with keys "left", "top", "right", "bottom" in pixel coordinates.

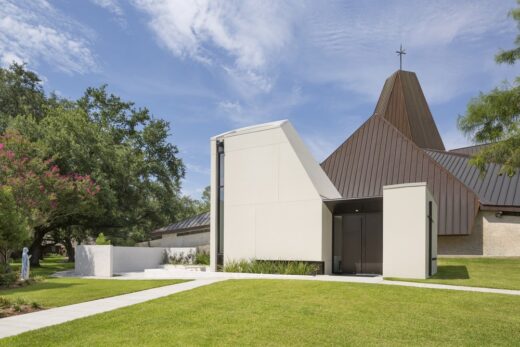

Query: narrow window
[{"left": 216, "top": 141, "right": 225, "bottom": 267}]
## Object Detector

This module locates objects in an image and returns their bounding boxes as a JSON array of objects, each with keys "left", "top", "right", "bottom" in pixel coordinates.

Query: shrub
[
  {"left": 95, "top": 233, "right": 110, "bottom": 245},
  {"left": 0, "top": 271, "right": 18, "bottom": 286},
  {"left": 223, "top": 259, "right": 320, "bottom": 275},
  {"left": 166, "top": 250, "right": 194, "bottom": 265},
  {"left": 195, "top": 251, "right": 210, "bottom": 265}
]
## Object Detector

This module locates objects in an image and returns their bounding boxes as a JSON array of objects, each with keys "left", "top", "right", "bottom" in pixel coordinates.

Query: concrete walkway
[
  {"left": 0, "top": 278, "right": 224, "bottom": 340},
  {"left": 57, "top": 269, "right": 520, "bottom": 296}
]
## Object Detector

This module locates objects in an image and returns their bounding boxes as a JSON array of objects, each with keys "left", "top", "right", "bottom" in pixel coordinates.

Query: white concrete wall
[
  {"left": 210, "top": 120, "right": 341, "bottom": 273},
  {"left": 75, "top": 245, "right": 113, "bottom": 277},
  {"left": 383, "top": 183, "right": 438, "bottom": 279},
  {"left": 112, "top": 246, "right": 167, "bottom": 273},
  {"left": 75, "top": 245, "right": 188, "bottom": 276}
]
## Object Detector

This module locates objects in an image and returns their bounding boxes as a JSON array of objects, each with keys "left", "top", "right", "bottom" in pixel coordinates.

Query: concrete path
[
  {"left": 56, "top": 269, "right": 520, "bottom": 296},
  {"left": 0, "top": 278, "right": 224, "bottom": 340},
  {"left": 381, "top": 280, "right": 520, "bottom": 296}
]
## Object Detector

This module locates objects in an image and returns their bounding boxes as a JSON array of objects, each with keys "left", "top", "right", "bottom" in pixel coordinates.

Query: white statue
[{"left": 21, "top": 247, "right": 31, "bottom": 280}]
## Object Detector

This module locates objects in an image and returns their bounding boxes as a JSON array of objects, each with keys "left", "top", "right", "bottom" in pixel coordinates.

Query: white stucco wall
[
  {"left": 112, "top": 246, "right": 167, "bottom": 273},
  {"left": 75, "top": 245, "right": 113, "bottom": 277},
  {"left": 210, "top": 120, "right": 341, "bottom": 273},
  {"left": 383, "top": 183, "right": 438, "bottom": 279},
  {"left": 75, "top": 245, "right": 183, "bottom": 276}
]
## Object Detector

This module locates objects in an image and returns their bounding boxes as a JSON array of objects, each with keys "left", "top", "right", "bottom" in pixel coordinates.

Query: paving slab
[{"left": 0, "top": 278, "right": 224, "bottom": 339}]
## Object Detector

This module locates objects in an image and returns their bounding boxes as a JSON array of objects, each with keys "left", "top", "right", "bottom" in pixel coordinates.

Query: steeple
[{"left": 374, "top": 70, "right": 445, "bottom": 150}]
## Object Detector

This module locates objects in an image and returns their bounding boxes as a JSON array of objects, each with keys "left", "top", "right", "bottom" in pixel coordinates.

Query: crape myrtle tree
[
  {"left": 458, "top": 1, "right": 520, "bottom": 175},
  {"left": 1, "top": 63, "right": 199, "bottom": 265},
  {"left": 0, "top": 130, "right": 98, "bottom": 265}
]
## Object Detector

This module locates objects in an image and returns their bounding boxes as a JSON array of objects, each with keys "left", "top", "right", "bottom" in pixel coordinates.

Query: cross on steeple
[{"left": 396, "top": 44, "right": 406, "bottom": 70}]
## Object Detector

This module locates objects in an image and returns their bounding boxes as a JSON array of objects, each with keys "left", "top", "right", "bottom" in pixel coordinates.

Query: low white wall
[
  {"left": 112, "top": 246, "right": 167, "bottom": 273},
  {"left": 75, "top": 245, "right": 196, "bottom": 276},
  {"left": 75, "top": 245, "right": 113, "bottom": 277},
  {"left": 383, "top": 183, "right": 438, "bottom": 279}
]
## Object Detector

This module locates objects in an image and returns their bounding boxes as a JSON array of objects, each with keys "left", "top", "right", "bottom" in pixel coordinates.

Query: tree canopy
[
  {"left": 0, "top": 63, "right": 206, "bottom": 265},
  {"left": 458, "top": 1, "right": 520, "bottom": 175}
]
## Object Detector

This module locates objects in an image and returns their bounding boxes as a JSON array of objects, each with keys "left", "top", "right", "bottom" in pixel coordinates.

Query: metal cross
[{"left": 396, "top": 44, "right": 406, "bottom": 70}]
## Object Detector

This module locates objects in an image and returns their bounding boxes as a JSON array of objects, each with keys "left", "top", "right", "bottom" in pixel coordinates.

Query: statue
[{"left": 21, "top": 247, "right": 31, "bottom": 280}]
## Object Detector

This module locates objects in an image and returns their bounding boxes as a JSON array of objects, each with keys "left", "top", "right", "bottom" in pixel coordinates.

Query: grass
[
  {"left": 223, "top": 259, "right": 320, "bottom": 275},
  {"left": 1, "top": 279, "right": 519, "bottom": 346},
  {"left": 386, "top": 257, "right": 520, "bottom": 290},
  {"left": 1, "top": 256, "right": 186, "bottom": 308},
  {"left": 10, "top": 255, "right": 75, "bottom": 278}
]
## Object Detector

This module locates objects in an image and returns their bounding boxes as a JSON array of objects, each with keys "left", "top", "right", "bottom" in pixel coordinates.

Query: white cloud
[
  {"left": 0, "top": 0, "right": 96, "bottom": 74},
  {"left": 133, "top": 0, "right": 302, "bottom": 96},
  {"left": 132, "top": 0, "right": 517, "bottom": 117},
  {"left": 90, "top": 0, "right": 126, "bottom": 26},
  {"left": 298, "top": 0, "right": 517, "bottom": 103},
  {"left": 218, "top": 85, "right": 304, "bottom": 126}
]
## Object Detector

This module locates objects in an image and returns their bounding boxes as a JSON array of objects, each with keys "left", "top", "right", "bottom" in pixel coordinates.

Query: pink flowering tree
[{"left": 0, "top": 130, "right": 99, "bottom": 264}]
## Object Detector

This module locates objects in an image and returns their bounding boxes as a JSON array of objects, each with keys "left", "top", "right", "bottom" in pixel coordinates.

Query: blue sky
[{"left": 1, "top": 0, "right": 519, "bottom": 199}]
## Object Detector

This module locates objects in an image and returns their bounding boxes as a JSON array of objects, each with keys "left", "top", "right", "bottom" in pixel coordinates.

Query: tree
[
  {"left": 458, "top": 1, "right": 520, "bottom": 175},
  {"left": 0, "top": 186, "right": 30, "bottom": 265},
  {"left": 0, "top": 64, "right": 196, "bottom": 263},
  {"left": 0, "top": 130, "right": 99, "bottom": 265},
  {"left": 201, "top": 186, "right": 211, "bottom": 211},
  {"left": 0, "top": 63, "right": 47, "bottom": 132}
]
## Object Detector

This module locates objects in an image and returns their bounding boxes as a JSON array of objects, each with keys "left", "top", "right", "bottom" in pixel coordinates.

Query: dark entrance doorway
[
  {"left": 327, "top": 197, "right": 383, "bottom": 276},
  {"left": 342, "top": 213, "right": 382, "bottom": 274}
]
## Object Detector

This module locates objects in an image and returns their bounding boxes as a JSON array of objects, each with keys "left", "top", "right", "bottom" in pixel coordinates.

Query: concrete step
[{"left": 144, "top": 264, "right": 210, "bottom": 273}]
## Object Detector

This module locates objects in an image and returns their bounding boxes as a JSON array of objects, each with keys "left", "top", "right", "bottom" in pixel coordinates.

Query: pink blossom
[{"left": 0, "top": 143, "right": 3, "bottom": 150}]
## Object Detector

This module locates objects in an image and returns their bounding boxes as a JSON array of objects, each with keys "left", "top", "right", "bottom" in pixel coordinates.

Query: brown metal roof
[
  {"left": 448, "top": 144, "right": 490, "bottom": 156},
  {"left": 426, "top": 150, "right": 520, "bottom": 210},
  {"left": 321, "top": 114, "right": 479, "bottom": 235},
  {"left": 151, "top": 212, "right": 210, "bottom": 236},
  {"left": 374, "top": 70, "right": 445, "bottom": 151}
]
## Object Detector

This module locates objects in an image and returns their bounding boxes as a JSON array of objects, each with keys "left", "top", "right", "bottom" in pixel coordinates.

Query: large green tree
[
  {"left": 0, "top": 130, "right": 98, "bottom": 265},
  {"left": 458, "top": 2, "right": 520, "bottom": 175},
  {"left": 0, "top": 63, "right": 47, "bottom": 132},
  {"left": 1, "top": 64, "right": 203, "bottom": 264}
]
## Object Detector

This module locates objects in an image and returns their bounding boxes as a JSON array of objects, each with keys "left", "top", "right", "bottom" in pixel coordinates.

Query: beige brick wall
[{"left": 438, "top": 211, "right": 520, "bottom": 256}]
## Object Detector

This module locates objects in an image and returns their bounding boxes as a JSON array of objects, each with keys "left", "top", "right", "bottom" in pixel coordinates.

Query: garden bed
[{"left": 0, "top": 297, "right": 42, "bottom": 318}]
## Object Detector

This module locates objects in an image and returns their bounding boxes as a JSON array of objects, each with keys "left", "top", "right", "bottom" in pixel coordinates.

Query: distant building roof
[
  {"left": 426, "top": 150, "right": 520, "bottom": 210},
  {"left": 448, "top": 144, "right": 490, "bottom": 157},
  {"left": 152, "top": 212, "right": 210, "bottom": 236}
]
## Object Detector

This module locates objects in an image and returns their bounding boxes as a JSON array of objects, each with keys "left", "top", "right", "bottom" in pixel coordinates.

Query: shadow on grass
[
  {"left": 431, "top": 265, "right": 470, "bottom": 280},
  {"left": 0, "top": 281, "right": 80, "bottom": 295}
]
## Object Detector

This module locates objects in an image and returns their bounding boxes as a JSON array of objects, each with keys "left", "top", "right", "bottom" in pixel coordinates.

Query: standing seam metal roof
[
  {"left": 426, "top": 150, "right": 520, "bottom": 208},
  {"left": 151, "top": 212, "right": 210, "bottom": 235}
]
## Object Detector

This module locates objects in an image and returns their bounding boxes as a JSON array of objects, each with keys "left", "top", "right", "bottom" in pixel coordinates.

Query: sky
[{"left": 1, "top": 0, "right": 519, "bottom": 199}]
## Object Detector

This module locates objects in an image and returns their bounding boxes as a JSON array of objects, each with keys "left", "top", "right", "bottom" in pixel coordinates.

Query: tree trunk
[
  {"left": 29, "top": 229, "right": 45, "bottom": 267},
  {"left": 64, "top": 237, "right": 75, "bottom": 262}
]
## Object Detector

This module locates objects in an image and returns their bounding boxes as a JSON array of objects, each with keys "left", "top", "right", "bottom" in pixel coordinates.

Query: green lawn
[
  {"left": 387, "top": 257, "right": 520, "bottom": 290},
  {"left": 2, "top": 256, "right": 186, "bottom": 308},
  {"left": 2, "top": 279, "right": 519, "bottom": 346},
  {"left": 10, "top": 255, "right": 75, "bottom": 278}
]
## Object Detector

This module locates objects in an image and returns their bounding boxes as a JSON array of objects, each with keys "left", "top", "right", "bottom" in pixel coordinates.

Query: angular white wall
[
  {"left": 382, "top": 183, "right": 438, "bottom": 279},
  {"left": 210, "top": 120, "right": 341, "bottom": 273}
]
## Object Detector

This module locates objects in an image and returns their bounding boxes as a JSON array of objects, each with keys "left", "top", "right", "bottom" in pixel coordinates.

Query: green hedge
[{"left": 223, "top": 259, "right": 320, "bottom": 275}]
